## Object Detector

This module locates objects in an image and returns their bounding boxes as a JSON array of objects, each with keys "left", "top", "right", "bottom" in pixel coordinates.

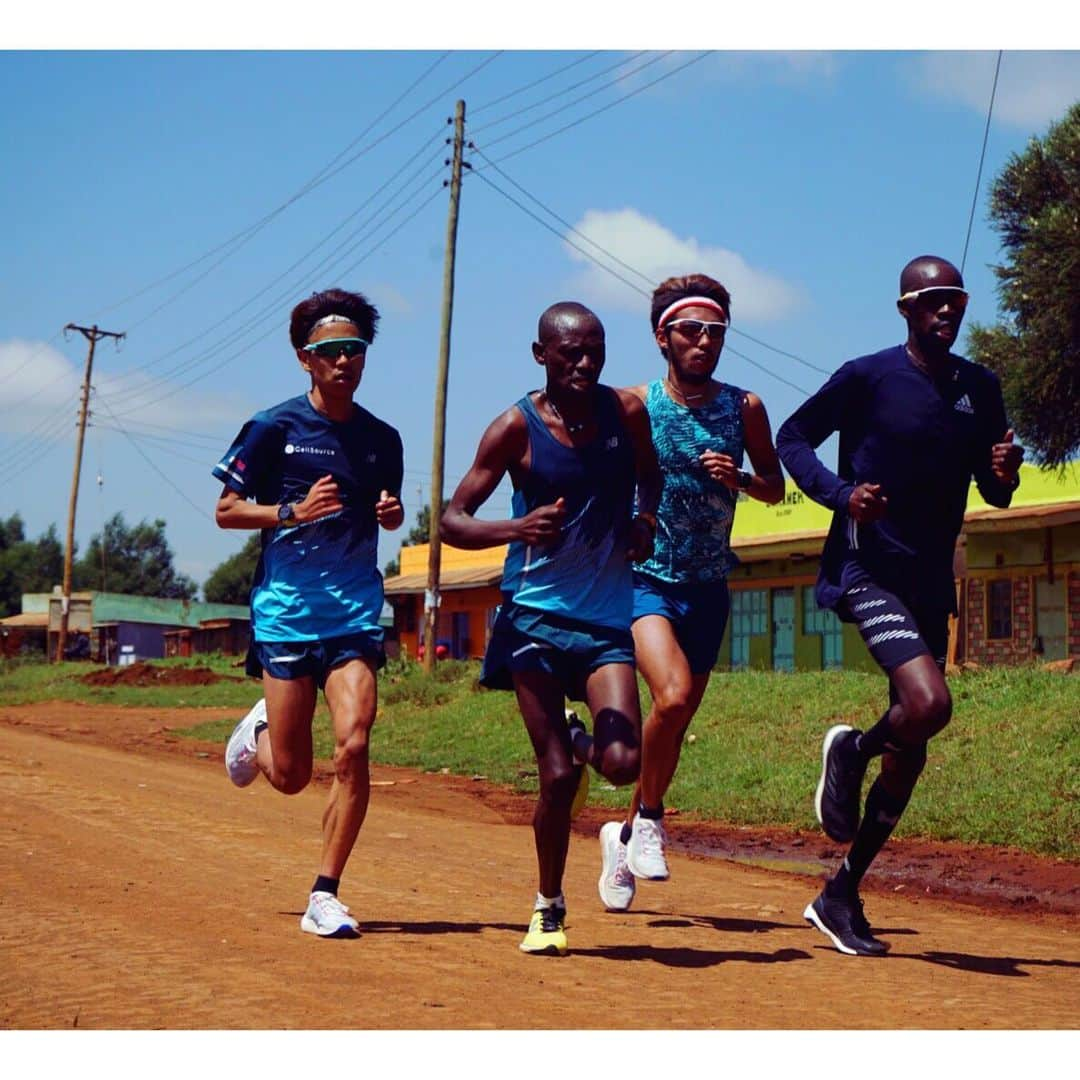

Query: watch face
[{"left": 278, "top": 503, "right": 293, "bottom": 521}]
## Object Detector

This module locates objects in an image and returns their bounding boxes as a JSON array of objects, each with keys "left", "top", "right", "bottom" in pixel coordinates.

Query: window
[
  {"left": 802, "top": 586, "right": 844, "bottom": 670},
  {"left": 987, "top": 579, "right": 1012, "bottom": 640},
  {"left": 730, "top": 588, "right": 767, "bottom": 669}
]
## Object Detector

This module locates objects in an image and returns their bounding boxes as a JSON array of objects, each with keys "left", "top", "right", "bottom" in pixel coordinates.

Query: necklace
[
  {"left": 546, "top": 395, "right": 588, "bottom": 434},
  {"left": 665, "top": 378, "right": 707, "bottom": 404}
]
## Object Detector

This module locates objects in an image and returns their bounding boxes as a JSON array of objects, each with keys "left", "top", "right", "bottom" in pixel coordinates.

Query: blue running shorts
[
  {"left": 632, "top": 573, "right": 731, "bottom": 674},
  {"left": 246, "top": 630, "right": 386, "bottom": 687},
  {"left": 480, "top": 599, "right": 634, "bottom": 701}
]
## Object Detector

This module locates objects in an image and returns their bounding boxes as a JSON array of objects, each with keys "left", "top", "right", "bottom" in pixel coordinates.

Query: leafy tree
[
  {"left": 967, "top": 101, "right": 1080, "bottom": 466},
  {"left": 383, "top": 503, "right": 431, "bottom": 577},
  {"left": 204, "top": 533, "right": 261, "bottom": 605},
  {"left": 0, "top": 515, "right": 64, "bottom": 617},
  {"left": 72, "top": 513, "right": 197, "bottom": 599}
]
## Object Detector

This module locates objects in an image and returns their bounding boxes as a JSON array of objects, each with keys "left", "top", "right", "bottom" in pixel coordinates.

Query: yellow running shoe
[
  {"left": 519, "top": 905, "right": 568, "bottom": 956},
  {"left": 570, "top": 763, "right": 590, "bottom": 820}
]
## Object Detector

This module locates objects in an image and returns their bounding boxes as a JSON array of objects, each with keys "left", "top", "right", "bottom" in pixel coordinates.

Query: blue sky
[{"left": 3, "top": 27, "right": 1079, "bottom": 594}]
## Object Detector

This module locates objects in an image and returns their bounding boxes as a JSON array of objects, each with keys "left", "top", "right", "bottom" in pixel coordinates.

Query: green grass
[{"left": 3, "top": 655, "right": 1077, "bottom": 858}]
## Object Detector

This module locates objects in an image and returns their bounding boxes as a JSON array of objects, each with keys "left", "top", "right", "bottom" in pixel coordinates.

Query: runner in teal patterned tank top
[{"left": 597, "top": 274, "right": 786, "bottom": 912}]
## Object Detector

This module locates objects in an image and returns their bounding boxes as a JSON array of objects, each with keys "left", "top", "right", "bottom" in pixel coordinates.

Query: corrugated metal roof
[
  {"left": 383, "top": 566, "right": 502, "bottom": 595},
  {"left": 1, "top": 612, "right": 49, "bottom": 628},
  {"left": 963, "top": 501, "right": 1080, "bottom": 533}
]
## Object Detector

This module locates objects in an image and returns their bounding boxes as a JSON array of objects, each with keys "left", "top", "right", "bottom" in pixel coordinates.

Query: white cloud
[
  {"left": 911, "top": 52, "right": 1080, "bottom": 131},
  {"left": 563, "top": 208, "right": 803, "bottom": 322}
]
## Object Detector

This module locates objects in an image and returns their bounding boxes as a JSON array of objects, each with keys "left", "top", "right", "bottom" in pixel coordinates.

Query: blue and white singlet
[
  {"left": 636, "top": 378, "right": 745, "bottom": 585},
  {"left": 499, "top": 389, "right": 636, "bottom": 630}
]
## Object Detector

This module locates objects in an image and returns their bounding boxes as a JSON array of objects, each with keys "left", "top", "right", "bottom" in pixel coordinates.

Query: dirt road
[{"left": 0, "top": 704, "right": 1076, "bottom": 1029}]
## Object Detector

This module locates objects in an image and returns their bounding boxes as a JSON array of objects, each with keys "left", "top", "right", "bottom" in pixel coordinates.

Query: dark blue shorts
[
  {"left": 246, "top": 631, "right": 386, "bottom": 688},
  {"left": 632, "top": 573, "right": 731, "bottom": 674},
  {"left": 838, "top": 582, "right": 948, "bottom": 675},
  {"left": 479, "top": 600, "right": 634, "bottom": 701}
]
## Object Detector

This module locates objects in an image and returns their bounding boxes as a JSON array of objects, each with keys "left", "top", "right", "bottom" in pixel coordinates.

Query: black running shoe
[
  {"left": 803, "top": 891, "right": 888, "bottom": 956},
  {"left": 814, "top": 724, "right": 867, "bottom": 843}
]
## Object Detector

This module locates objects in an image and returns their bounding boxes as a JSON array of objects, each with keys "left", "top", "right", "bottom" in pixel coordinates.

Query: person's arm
[
  {"left": 776, "top": 361, "right": 860, "bottom": 512},
  {"left": 215, "top": 474, "right": 344, "bottom": 530},
  {"left": 699, "top": 392, "right": 785, "bottom": 504},
  {"left": 376, "top": 428, "right": 405, "bottom": 530},
  {"left": 614, "top": 387, "right": 662, "bottom": 561},
  {"left": 972, "top": 372, "right": 1023, "bottom": 508},
  {"left": 440, "top": 407, "right": 566, "bottom": 550}
]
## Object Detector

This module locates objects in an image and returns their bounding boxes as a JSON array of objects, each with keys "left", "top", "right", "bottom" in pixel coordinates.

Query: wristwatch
[
  {"left": 735, "top": 469, "right": 753, "bottom": 490},
  {"left": 278, "top": 502, "right": 298, "bottom": 526}
]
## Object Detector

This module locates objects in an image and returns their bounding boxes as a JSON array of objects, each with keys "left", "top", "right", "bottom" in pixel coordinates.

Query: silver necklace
[
  {"left": 665, "top": 378, "right": 707, "bottom": 404},
  {"left": 546, "top": 395, "right": 587, "bottom": 434}
]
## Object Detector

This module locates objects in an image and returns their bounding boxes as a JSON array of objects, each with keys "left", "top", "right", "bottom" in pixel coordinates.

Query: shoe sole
[
  {"left": 300, "top": 917, "right": 360, "bottom": 939},
  {"left": 598, "top": 823, "right": 634, "bottom": 911},
  {"left": 519, "top": 942, "right": 567, "bottom": 956},
  {"left": 814, "top": 723, "right": 855, "bottom": 842},
  {"left": 626, "top": 847, "right": 670, "bottom": 881},
  {"left": 803, "top": 902, "right": 885, "bottom": 957}
]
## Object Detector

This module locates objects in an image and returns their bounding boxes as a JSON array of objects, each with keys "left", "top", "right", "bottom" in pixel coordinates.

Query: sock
[
  {"left": 826, "top": 779, "right": 911, "bottom": 898},
  {"left": 855, "top": 709, "right": 903, "bottom": 760},
  {"left": 620, "top": 822, "right": 632, "bottom": 846},
  {"left": 637, "top": 802, "right": 664, "bottom": 821},
  {"left": 569, "top": 726, "right": 591, "bottom": 766},
  {"left": 312, "top": 875, "right": 340, "bottom": 897},
  {"left": 535, "top": 892, "right": 565, "bottom": 911},
  {"left": 253, "top": 719, "right": 268, "bottom": 741}
]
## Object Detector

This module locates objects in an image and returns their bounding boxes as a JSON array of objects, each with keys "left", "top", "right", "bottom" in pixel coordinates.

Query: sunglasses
[
  {"left": 665, "top": 318, "right": 729, "bottom": 341},
  {"left": 899, "top": 286, "right": 969, "bottom": 310},
  {"left": 303, "top": 337, "right": 370, "bottom": 359}
]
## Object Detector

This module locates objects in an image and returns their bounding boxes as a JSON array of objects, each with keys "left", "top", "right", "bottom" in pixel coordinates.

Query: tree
[
  {"left": 72, "top": 513, "right": 197, "bottom": 599},
  {"left": 204, "top": 533, "right": 261, "bottom": 605},
  {"left": 0, "top": 515, "right": 64, "bottom": 617},
  {"left": 967, "top": 101, "right": 1080, "bottom": 467},
  {"left": 383, "top": 503, "right": 431, "bottom": 577}
]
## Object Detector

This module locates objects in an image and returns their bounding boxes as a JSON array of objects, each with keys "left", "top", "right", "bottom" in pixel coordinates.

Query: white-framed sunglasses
[
  {"left": 898, "top": 286, "right": 969, "bottom": 309},
  {"left": 664, "top": 317, "right": 730, "bottom": 340}
]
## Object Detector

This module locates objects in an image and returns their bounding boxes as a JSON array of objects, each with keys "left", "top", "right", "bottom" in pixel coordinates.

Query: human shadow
[
  {"left": 357, "top": 919, "right": 524, "bottom": 936},
  {"left": 649, "top": 912, "right": 803, "bottom": 935},
  {"left": 899, "top": 950, "right": 1080, "bottom": 978},
  {"left": 572, "top": 944, "right": 813, "bottom": 969}
]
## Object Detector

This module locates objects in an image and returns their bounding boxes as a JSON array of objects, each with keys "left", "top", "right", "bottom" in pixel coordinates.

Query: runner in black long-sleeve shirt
[{"left": 777, "top": 255, "right": 1023, "bottom": 956}]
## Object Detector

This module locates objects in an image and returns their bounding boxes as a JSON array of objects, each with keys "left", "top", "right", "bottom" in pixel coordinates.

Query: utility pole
[
  {"left": 56, "top": 323, "right": 124, "bottom": 662},
  {"left": 423, "top": 99, "right": 466, "bottom": 675}
]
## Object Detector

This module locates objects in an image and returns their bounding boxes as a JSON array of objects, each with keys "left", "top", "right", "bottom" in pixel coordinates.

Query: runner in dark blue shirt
[
  {"left": 214, "top": 287, "right": 404, "bottom": 939},
  {"left": 777, "top": 255, "right": 1023, "bottom": 956},
  {"left": 441, "top": 301, "right": 661, "bottom": 956}
]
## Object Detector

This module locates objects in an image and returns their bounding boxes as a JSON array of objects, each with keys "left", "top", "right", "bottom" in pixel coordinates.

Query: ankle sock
[
  {"left": 637, "top": 802, "right": 664, "bottom": 821},
  {"left": 313, "top": 875, "right": 340, "bottom": 897},
  {"left": 253, "top": 719, "right": 268, "bottom": 741},
  {"left": 535, "top": 892, "right": 565, "bottom": 911},
  {"left": 620, "top": 822, "right": 632, "bottom": 845}
]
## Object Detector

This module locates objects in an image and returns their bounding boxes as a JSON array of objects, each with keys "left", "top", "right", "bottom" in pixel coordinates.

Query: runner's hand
[
  {"left": 376, "top": 489, "right": 404, "bottom": 530},
  {"left": 847, "top": 482, "right": 888, "bottom": 523},
  {"left": 991, "top": 429, "right": 1024, "bottom": 484},
  {"left": 295, "top": 474, "right": 344, "bottom": 523},
  {"left": 700, "top": 450, "right": 739, "bottom": 489},
  {"left": 516, "top": 497, "right": 566, "bottom": 545}
]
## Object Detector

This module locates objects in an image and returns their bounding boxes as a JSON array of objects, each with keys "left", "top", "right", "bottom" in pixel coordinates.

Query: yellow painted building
[{"left": 383, "top": 463, "right": 1080, "bottom": 669}]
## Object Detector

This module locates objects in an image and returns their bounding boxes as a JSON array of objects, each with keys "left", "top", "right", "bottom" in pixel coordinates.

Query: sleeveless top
[
  {"left": 636, "top": 379, "right": 745, "bottom": 584},
  {"left": 500, "top": 388, "right": 636, "bottom": 629}
]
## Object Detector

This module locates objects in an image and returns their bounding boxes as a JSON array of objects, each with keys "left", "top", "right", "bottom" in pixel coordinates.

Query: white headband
[
  {"left": 656, "top": 296, "right": 728, "bottom": 329},
  {"left": 309, "top": 314, "right": 356, "bottom": 336}
]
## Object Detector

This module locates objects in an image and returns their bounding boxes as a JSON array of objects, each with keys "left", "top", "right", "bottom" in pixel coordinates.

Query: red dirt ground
[{"left": 1, "top": 701, "right": 1077, "bottom": 1030}]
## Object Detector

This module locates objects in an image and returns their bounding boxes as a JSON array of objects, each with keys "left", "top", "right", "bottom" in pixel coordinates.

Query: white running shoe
[
  {"left": 225, "top": 699, "right": 266, "bottom": 787},
  {"left": 626, "top": 812, "right": 670, "bottom": 881},
  {"left": 598, "top": 821, "right": 636, "bottom": 911},
  {"left": 300, "top": 891, "right": 360, "bottom": 938}
]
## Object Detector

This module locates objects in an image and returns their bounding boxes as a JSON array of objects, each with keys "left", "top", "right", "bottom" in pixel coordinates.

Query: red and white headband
[{"left": 656, "top": 296, "right": 728, "bottom": 329}]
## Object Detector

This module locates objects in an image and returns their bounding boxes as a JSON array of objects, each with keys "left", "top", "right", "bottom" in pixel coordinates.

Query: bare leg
[
  {"left": 257, "top": 673, "right": 318, "bottom": 794},
  {"left": 318, "top": 658, "right": 378, "bottom": 880},
  {"left": 582, "top": 662, "right": 642, "bottom": 787},
  {"left": 627, "top": 615, "right": 709, "bottom": 823}
]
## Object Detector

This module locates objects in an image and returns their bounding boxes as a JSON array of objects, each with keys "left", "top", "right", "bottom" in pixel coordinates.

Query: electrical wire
[
  {"left": 470, "top": 52, "right": 604, "bottom": 115},
  {"left": 961, "top": 50, "right": 1003, "bottom": 276}
]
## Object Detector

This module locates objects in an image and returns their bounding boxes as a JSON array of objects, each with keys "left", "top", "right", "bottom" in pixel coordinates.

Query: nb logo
[{"left": 606, "top": 436, "right": 619, "bottom": 449}]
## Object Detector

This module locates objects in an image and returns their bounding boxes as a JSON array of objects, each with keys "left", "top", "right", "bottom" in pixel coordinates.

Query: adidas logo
[{"left": 954, "top": 393, "right": 975, "bottom": 414}]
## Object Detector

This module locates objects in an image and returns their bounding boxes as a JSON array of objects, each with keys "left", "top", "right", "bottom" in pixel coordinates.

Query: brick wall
[{"left": 966, "top": 574, "right": 1034, "bottom": 665}]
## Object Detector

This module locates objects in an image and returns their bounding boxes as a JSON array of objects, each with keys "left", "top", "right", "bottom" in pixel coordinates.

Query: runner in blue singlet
[
  {"left": 596, "top": 274, "right": 785, "bottom": 912},
  {"left": 441, "top": 301, "right": 662, "bottom": 956}
]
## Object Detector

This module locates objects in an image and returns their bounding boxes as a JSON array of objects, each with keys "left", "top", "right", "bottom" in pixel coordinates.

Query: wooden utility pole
[
  {"left": 56, "top": 323, "right": 124, "bottom": 661},
  {"left": 423, "top": 99, "right": 466, "bottom": 674}
]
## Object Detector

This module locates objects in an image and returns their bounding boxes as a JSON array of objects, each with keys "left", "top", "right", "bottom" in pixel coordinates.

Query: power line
[
  {"left": 961, "top": 50, "right": 1003, "bottom": 276},
  {"left": 471, "top": 51, "right": 604, "bottom": 115}
]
